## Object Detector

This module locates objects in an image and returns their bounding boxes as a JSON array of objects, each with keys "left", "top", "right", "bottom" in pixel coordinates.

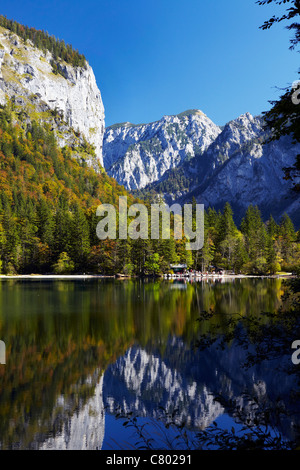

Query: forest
[
  {"left": 0, "top": 100, "right": 299, "bottom": 276},
  {"left": 0, "top": 15, "right": 86, "bottom": 68}
]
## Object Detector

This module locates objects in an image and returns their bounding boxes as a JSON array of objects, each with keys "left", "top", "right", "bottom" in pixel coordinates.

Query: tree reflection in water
[
  {"left": 113, "top": 278, "right": 300, "bottom": 450},
  {"left": 0, "top": 277, "right": 299, "bottom": 449}
]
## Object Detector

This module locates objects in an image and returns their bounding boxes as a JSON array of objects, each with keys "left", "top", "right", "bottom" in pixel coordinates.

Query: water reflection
[{"left": 0, "top": 278, "right": 295, "bottom": 449}]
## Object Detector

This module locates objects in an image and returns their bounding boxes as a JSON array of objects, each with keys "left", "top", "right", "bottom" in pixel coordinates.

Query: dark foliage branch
[
  {"left": 257, "top": 1, "right": 300, "bottom": 188},
  {"left": 257, "top": 0, "right": 300, "bottom": 50}
]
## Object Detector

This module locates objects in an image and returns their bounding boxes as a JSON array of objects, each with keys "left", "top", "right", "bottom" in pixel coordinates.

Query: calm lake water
[{"left": 0, "top": 277, "right": 298, "bottom": 450}]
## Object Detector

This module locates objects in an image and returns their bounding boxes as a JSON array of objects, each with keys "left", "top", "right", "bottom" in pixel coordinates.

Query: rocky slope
[
  {"left": 0, "top": 25, "right": 105, "bottom": 167},
  {"left": 183, "top": 123, "right": 300, "bottom": 224},
  {"left": 40, "top": 373, "right": 105, "bottom": 451},
  {"left": 104, "top": 110, "right": 300, "bottom": 225},
  {"left": 103, "top": 338, "right": 297, "bottom": 441},
  {"left": 177, "top": 113, "right": 300, "bottom": 225},
  {"left": 103, "top": 110, "right": 221, "bottom": 190}
]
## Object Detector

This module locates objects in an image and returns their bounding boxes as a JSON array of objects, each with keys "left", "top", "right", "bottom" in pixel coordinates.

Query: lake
[{"left": 0, "top": 277, "right": 298, "bottom": 450}]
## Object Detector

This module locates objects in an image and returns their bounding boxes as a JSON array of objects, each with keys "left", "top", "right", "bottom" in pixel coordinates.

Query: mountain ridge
[
  {"left": 103, "top": 109, "right": 221, "bottom": 190},
  {"left": 104, "top": 109, "right": 300, "bottom": 226}
]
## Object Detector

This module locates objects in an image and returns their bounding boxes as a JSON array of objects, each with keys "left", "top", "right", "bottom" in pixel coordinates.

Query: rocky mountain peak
[
  {"left": 103, "top": 109, "right": 221, "bottom": 190},
  {"left": 103, "top": 107, "right": 300, "bottom": 225}
]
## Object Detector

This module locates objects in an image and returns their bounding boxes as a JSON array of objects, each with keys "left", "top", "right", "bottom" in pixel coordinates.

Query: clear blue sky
[{"left": 0, "top": 0, "right": 298, "bottom": 127}]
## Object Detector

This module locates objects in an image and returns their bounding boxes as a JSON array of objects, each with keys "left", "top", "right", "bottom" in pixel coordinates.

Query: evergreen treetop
[{"left": 0, "top": 15, "right": 87, "bottom": 69}]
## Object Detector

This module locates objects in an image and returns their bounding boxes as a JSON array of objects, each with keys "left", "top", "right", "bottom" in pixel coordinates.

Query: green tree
[
  {"left": 69, "top": 202, "right": 90, "bottom": 269},
  {"left": 53, "top": 252, "right": 75, "bottom": 274},
  {"left": 144, "top": 253, "right": 161, "bottom": 276},
  {"left": 240, "top": 205, "right": 267, "bottom": 264},
  {"left": 266, "top": 216, "right": 281, "bottom": 273},
  {"left": 215, "top": 203, "right": 239, "bottom": 270},
  {"left": 278, "top": 213, "right": 297, "bottom": 269},
  {"left": 231, "top": 234, "right": 249, "bottom": 273}
]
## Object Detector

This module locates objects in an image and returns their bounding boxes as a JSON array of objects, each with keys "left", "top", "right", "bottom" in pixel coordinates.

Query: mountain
[
  {"left": 104, "top": 111, "right": 300, "bottom": 225},
  {"left": 0, "top": 20, "right": 105, "bottom": 167},
  {"left": 0, "top": 19, "right": 139, "bottom": 275},
  {"left": 0, "top": 99, "right": 134, "bottom": 275},
  {"left": 181, "top": 115, "right": 300, "bottom": 225},
  {"left": 103, "top": 110, "right": 221, "bottom": 190},
  {"left": 40, "top": 373, "right": 105, "bottom": 450},
  {"left": 103, "top": 339, "right": 297, "bottom": 442},
  {"left": 0, "top": 19, "right": 194, "bottom": 277}
]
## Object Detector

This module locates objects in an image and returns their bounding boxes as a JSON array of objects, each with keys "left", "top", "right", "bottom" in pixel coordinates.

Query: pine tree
[
  {"left": 265, "top": 216, "right": 281, "bottom": 274},
  {"left": 214, "top": 203, "right": 239, "bottom": 270},
  {"left": 69, "top": 202, "right": 90, "bottom": 270},
  {"left": 279, "top": 213, "right": 297, "bottom": 266},
  {"left": 240, "top": 205, "right": 267, "bottom": 273}
]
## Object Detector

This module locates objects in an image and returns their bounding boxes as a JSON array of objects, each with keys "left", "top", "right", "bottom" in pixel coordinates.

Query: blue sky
[{"left": 0, "top": 0, "right": 298, "bottom": 127}]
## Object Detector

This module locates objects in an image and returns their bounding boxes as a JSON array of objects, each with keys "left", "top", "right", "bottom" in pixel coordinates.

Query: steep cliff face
[
  {"left": 112, "top": 110, "right": 299, "bottom": 225},
  {"left": 103, "top": 110, "right": 221, "bottom": 190},
  {"left": 198, "top": 112, "right": 264, "bottom": 172},
  {"left": 181, "top": 113, "right": 300, "bottom": 224},
  {"left": 0, "top": 26, "right": 105, "bottom": 167},
  {"left": 40, "top": 373, "right": 105, "bottom": 451},
  {"left": 103, "top": 338, "right": 297, "bottom": 440},
  {"left": 103, "top": 345, "right": 224, "bottom": 430}
]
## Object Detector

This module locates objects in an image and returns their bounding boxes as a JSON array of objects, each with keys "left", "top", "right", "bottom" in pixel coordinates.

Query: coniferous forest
[
  {"left": 0, "top": 100, "right": 299, "bottom": 276},
  {"left": 0, "top": 14, "right": 86, "bottom": 68}
]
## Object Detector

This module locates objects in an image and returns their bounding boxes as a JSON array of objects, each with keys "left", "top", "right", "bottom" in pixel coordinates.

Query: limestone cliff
[
  {"left": 0, "top": 26, "right": 105, "bottom": 167},
  {"left": 103, "top": 110, "right": 221, "bottom": 190}
]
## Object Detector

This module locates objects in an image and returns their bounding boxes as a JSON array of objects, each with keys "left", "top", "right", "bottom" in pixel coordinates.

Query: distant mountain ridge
[
  {"left": 103, "top": 110, "right": 221, "bottom": 190},
  {"left": 103, "top": 110, "right": 300, "bottom": 226}
]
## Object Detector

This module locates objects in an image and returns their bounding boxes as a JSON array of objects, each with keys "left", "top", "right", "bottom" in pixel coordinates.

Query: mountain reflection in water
[{"left": 0, "top": 277, "right": 297, "bottom": 449}]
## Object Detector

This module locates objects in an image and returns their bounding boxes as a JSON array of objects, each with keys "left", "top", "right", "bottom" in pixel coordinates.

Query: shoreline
[
  {"left": 0, "top": 273, "right": 295, "bottom": 280},
  {"left": 0, "top": 274, "right": 115, "bottom": 279}
]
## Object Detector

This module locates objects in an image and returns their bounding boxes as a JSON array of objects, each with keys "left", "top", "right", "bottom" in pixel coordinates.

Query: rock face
[
  {"left": 180, "top": 113, "right": 300, "bottom": 225},
  {"left": 103, "top": 337, "right": 297, "bottom": 440},
  {"left": 103, "top": 344, "right": 225, "bottom": 430},
  {"left": 40, "top": 373, "right": 105, "bottom": 450},
  {"left": 103, "top": 110, "right": 221, "bottom": 190},
  {"left": 0, "top": 26, "right": 105, "bottom": 166},
  {"left": 104, "top": 110, "right": 300, "bottom": 225}
]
